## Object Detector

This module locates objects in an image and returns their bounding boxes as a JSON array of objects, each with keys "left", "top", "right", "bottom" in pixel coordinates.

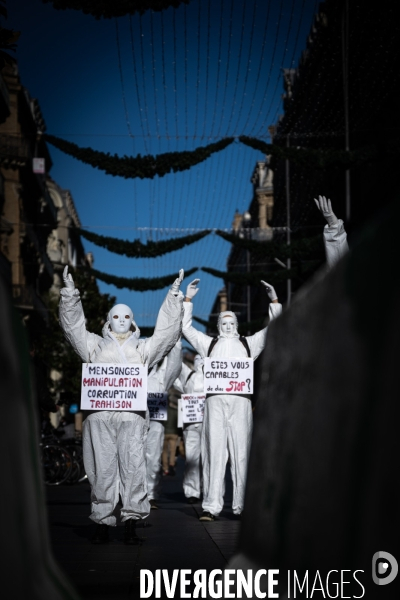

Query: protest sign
[
  {"left": 181, "top": 393, "right": 205, "bottom": 424},
  {"left": 203, "top": 357, "right": 254, "bottom": 394},
  {"left": 148, "top": 393, "right": 168, "bottom": 421},
  {"left": 81, "top": 363, "right": 147, "bottom": 410}
]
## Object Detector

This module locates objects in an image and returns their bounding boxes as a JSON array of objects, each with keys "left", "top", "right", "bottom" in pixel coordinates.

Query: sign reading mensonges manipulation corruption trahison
[{"left": 81, "top": 363, "right": 148, "bottom": 411}]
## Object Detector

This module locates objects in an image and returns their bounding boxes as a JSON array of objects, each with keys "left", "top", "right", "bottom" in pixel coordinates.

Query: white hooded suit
[
  {"left": 59, "top": 286, "right": 183, "bottom": 525},
  {"left": 182, "top": 303, "right": 282, "bottom": 516}
]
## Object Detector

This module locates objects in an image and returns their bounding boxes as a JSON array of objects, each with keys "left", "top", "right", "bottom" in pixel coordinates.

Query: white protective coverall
[
  {"left": 182, "top": 302, "right": 282, "bottom": 516},
  {"left": 146, "top": 341, "right": 182, "bottom": 501},
  {"left": 59, "top": 286, "right": 183, "bottom": 525},
  {"left": 174, "top": 355, "right": 205, "bottom": 500}
]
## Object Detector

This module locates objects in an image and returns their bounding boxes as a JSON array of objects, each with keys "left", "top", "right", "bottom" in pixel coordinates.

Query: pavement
[{"left": 45, "top": 456, "right": 241, "bottom": 600}]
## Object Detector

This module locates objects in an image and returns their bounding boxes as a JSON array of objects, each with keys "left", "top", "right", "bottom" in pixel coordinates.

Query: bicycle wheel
[
  {"left": 41, "top": 445, "right": 73, "bottom": 485},
  {"left": 64, "top": 445, "right": 81, "bottom": 484},
  {"left": 66, "top": 459, "right": 81, "bottom": 484},
  {"left": 68, "top": 443, "right": 87, "bottom": 483},
  {"left": 41, "top": 445, "right": 62, "bottom": 484}
]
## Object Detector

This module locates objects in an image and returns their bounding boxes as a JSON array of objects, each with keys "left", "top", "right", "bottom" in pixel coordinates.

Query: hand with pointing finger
[
  {"left": 261, "top": 280, "right": 278, "bottom": 302},
  {"left": 63, "top": 265, "right": 75, "bottom": 290}
]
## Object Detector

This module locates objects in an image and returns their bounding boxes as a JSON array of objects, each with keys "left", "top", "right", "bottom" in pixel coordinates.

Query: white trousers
[
  {"left": 145, "top": 420, "right": 165, "bottom": 500},
  {"left": 201, "top": 396, "right": 252, "bottom": 516},
  {"left": 83, "top": 411, "right": 150, "bottom": 525},
  {"left": 183, "top": 422, "right": 202, "bottom": 499}
]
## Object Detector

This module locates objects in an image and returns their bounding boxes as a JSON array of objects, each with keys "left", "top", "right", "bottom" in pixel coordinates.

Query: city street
[{"left": 45, "top": 458, "right": 240, "bottom": 600}]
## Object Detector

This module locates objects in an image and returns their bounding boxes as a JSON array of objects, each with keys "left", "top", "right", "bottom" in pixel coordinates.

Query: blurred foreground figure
[
  {"left": 0, "top": 276, "right": 79, "bottom": 600},
  {"left": 146, "top": 341, "right": 182, "bottom": 509},
  {"left": 182, "top": 278, "right": 282, "bottom": 521},
  {"left": 174, "top": 354, "right": 205, "bottom": 504},
  {"left": 228, "top": 201, "right": 399, "bottom": 599},
  {"left": 59, "top": 267, "right": 184, "bottom": 544}
]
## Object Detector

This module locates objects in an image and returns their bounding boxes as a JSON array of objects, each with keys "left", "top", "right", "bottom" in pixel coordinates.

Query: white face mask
[
  {"left": 108, "top": 304, "right": 133, "bottom": 334},
  {"left": 219, "top": 316, "right": 237, "bottom": 338}
]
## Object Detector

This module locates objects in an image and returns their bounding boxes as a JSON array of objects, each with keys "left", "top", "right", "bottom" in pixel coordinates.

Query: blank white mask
[{"left": 108, "top": 304, "right": 133, "bottom": 334}]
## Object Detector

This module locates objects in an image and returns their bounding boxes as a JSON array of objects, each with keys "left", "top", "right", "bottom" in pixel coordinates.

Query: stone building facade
[{"left": 0, "top": 62, "right": 88, "bottom": 339}]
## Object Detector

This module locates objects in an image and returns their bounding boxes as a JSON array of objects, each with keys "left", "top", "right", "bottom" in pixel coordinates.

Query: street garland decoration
[
  {"left": 44, "top": 134, "right": 234, "bottom": 179},
  {"left": 90, "top": 266, "right": 198, "bottom": 291},
  {"left": 239, "top": 136, "right": 378, "bottom": 170},
  {"left": 42, "top": 1, "right": 190, "bottom": 19},
  {"left": 78, "top": 225, "right": 324, "bottom": 261},
  {"left": 77, "top": 224, "right": 324, "bottom": 260},
  {"left": 78, "top": 228, "right": 211, "bottom": 258}
]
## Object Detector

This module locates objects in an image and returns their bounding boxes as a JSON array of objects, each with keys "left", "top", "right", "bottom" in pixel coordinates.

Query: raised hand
[
  {"left": 171, "top": 269, "right": 185, "bottom": 295},
  {"left": 314, "top": 195, "right": 338, "bottom": 227},
  {"left": 261, "top": 280, "right": 278, "bottom": 302},
  {"left": 63, "top": 265, "right": 75, "bottom": 290},
  {"left": 186, "top": 278, "right": 200, "bottom": 300}
]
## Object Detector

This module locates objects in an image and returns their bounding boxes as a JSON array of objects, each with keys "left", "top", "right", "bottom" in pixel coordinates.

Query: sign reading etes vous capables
[
  {"left": 203, "top": 357, "right": 254, "bottom": 394},
  {"left": 81, "top": 363, "right": 147, "bottom": 411},
  {"left": 181, "top": 393, "right": 205, "bottom": 424}
]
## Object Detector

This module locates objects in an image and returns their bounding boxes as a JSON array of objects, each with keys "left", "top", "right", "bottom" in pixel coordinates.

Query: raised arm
[
  {"left": 246, "top": 281, "right": 282, "bottom": 359},
  {"left": 314, "top": 195, "right": 349, "bottom": 268},
  {"left": 163, "top": 340, "right": 183, "bottom": 391},
  {"left": 59, "top": 266, "right": 102, "bottom": 362},
  {"left": 181, "top": 279, "right": 214, "bottom": 356},
  {"left": 141, "top": 270, "right": 184, "bottom": 369}
]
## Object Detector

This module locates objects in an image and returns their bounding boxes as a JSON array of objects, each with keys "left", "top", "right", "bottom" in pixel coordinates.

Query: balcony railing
[{"left": 0, "top": 134, "right": 29, "bottom": 166}]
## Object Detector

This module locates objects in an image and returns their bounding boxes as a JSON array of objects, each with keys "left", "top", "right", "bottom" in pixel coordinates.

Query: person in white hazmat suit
[
  {"left": 182, "top": 279, "right": 282, "bottom": 521},
  {"left": 146, "top": 341, "right": 182, "bottom": 509},
  {"left": 174, "top": 354, "right": 205, "bottom": 504},
  {"left": 59, "top": 266, "right": 185, "bottom": 544}
]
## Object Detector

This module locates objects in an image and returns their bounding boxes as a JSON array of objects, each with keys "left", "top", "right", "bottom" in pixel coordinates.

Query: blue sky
[{"left": 6, "top": 0, "right": 319, "bottom": 330}]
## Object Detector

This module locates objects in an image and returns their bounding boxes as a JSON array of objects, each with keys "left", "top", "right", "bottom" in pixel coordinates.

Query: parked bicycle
[{"left": 40, "top": 421, "right": 86, "bottom": 485}]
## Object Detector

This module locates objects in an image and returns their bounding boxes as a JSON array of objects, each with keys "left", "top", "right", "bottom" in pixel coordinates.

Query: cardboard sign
[
  {"left": 181, "top": 394, "right": 205, "bottom": 424},
  {"left": 81, "top": 363, "right": 147, "bottom": 411},
  {"left": 204, "top": 357, "right": 254, "bottom": 394},
  {"left": 148, "top": 393, "right": 168, "bottom": 421}
]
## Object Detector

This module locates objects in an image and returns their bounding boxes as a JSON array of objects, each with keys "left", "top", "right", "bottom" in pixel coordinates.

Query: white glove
[
  {"left": 171, "top": 269, "right": 184, "bottom": 296},
  {"left": 261, "top": 280, "right": 278, "bottom": 302},
  {"left": 63, "top": 265, "right": 75, "bottom": 290},
  {"left": 314, "top": 195, "right": 338, "bottom": 228},
  {"left": 186, "top": 278, "right": 200, "bottom": 300}
]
